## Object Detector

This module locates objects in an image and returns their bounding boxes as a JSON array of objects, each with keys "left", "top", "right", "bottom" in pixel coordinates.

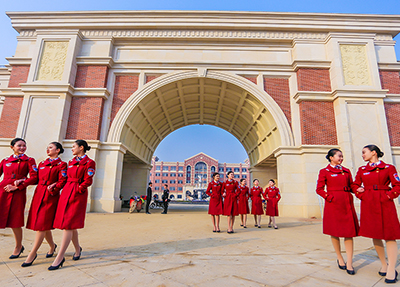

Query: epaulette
[
  {"left": 385, "top": 165, "right": 389, "bottom": 168},
  {"left": 362, "top": 167, "right": 366, "bottom": 170}
]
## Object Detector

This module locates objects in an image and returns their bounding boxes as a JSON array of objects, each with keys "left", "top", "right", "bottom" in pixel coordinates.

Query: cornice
[
  {"left": 73, "top": 88, "right": 110, "bottom": 99},
  {"left": 7, "top": 11, "right": 400, "bottom": 36},
  {"left": 76, "top": 56, "right": 114, "bottom": 67},
  {"left": 0, "top": 88, "right": 24, "bottom": 97},
  {"left": 294, "top": 89, "right": 390, "bottom": 103},
  {"left": 378, "top": 62, "right": 400, "bottom": 71},
  {"left": 5, "top": 57, "right": 32, "bottom": 66}
]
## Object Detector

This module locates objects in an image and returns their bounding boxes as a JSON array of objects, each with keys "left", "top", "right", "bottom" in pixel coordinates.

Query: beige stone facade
[{"left": 1, "top": 11, "right": 400, "bottom": 217}]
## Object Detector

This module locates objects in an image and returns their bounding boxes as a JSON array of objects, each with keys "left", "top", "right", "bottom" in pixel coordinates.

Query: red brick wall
[
  {"left": 0, "top": 97, "right": 24, "bottom": 138},
  {"left": 300, "top": 101, "right": 338, "bottom": 145},
  {"left": 8, "top": 66, "right": 30, "bottom": 88},
  {"left": 384, "top": 103, "right": 400, "bottom": 146},
  {"left": 264, "top": 77, "right": 292, "bottom": 125},
  {"left": 74, "top": 65, "right": 108, "bottom": 88},
  {"left": 65, "top": 97, "right": 104, "bottom": 140},
  {"left": 243, "top": 76, "right": 257, "bottom": 85},
  {"left": 297, "top": 68, "right": 331, "bottom": 92},
  {"left": 146, "top": 74, "right": 161, "bottom": 83},
  {"left": 111, "top": 75, "right": 139, "bottom": 124},
  {"left": 379, "top": 71, "right": 400, "bottom": 94}
]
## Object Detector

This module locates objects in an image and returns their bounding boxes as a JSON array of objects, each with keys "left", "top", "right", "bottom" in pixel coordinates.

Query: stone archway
[
  {"left": 107, "top": 70, "right": 294, "bottom": 204},
  {"left": 108, "top": 70, "right": 294, "bottom": 166}
]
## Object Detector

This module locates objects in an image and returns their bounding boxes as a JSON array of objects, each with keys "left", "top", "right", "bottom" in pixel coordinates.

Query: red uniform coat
[
  {"left": 352, "top": 161, "right": 400, "bottom": 240},
  {"left": 206, "top": 180, "right": 223, "bottom": 215},
  {"left": 316, "top": 165, "right": 359, "bottom": 238},
  {"left": 0, "top": 155, "right": 38, "bottom": 228},
  {"left": 53, "top": 156, "right": 96, "bottom": 230},
  {"left": 237, "top": 185, "right": 250, "bottom": 214},
  {"left": 222, "top": 179, "right": 239, "bottom": 216},
  {"left": 26, "top": 158, "right": 67, "bottom": 231},
  {"left": 264, "top": 186, "right": 281, "bottom": 216},
  {"left": 250, "top": 186, "right": 264, "bottom": 215}
]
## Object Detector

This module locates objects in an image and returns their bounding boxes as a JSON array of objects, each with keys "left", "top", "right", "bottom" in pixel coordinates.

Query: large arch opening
[{"left": 109, "top": 70, "right": 293, "bottom": 202}]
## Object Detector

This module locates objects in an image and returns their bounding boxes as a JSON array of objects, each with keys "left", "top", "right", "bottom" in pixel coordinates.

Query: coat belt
[
  {"left": 39, "top": 180, "right": 55, "bottom": 185},
  {"left": 67, "top": 178, "right": 81, "bottom": 183},
  {"left": 364, "top": 185, "right": 391, "bottom": 190},
  {"left": 327, "top": 186, "right": 351, "bottom": 192}
]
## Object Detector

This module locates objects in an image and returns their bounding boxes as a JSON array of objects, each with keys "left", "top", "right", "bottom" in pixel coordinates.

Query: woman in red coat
[
  {"left": 237, "top": 178, "right": 249, "bottom": 228},
  {"left": 49, "top": 140, "right": 96, "bottom": 270},
  {"left": 250, "top": 179, "right": 264, "bottom": 228},
  {"left": 22, "top": 142, "right": 67, "bottom": 267},
  {"left": 264, "top": 179, "right": 281, "bottom": 229},
  {"left": 0, "top": 138, "right": 38, "bottom": 259},
  {"left": 206, "top": 172, "right": 223, "bottom": 232},
  {"left": 352, "top": 145, "right": 400, "bottom": 283},
  {"left": 222, "top": 171, "right": 239, "bottom": 233},
  {"left": 316, "top": 148, "right": 359, "bottom": 275}
]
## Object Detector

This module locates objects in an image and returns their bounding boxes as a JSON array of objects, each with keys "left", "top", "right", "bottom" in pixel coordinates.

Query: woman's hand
[
  {"left": 47, "top": 183, "right": 57, "bottom": 191},
  {"left": 223, "top": 192, "right": 226, "bottom": 197},
  {"left": 357, "top": 187, "right": 365, "bottom": 193},
  {"left": 14, "top": 179, "right": 25, "bottom": 186},
  {"left": 4, "top": 184, "right": 18, "bottom": 192}
]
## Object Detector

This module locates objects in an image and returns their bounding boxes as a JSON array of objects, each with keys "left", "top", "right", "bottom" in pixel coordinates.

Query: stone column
[
  {"left": 120, "top": 162, "right": 151, "bottom": 200},
  {"left": 90, "top": 143, "right": 126, "bottom": 212}
]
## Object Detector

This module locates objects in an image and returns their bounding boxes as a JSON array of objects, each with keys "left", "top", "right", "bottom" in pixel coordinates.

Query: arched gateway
[{"left": 1, "top": 11, "right": 400, "bottom": 217}]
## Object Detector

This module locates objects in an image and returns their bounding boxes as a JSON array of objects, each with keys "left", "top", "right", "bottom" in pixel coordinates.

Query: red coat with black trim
[
  {"left": 351, "top": 161, "right": 400, "bottom": 240},
  {"left": 0, "top": 155, "right": 38, "bottom": 228},
  {"left": 264, "top": 186, "right": 281, "bottom": 217},
  {"left": 53, "top": 156, "right": 96, "bottom": 230},
  {"left": 206, "top": 180, "right": 223, "bottom": 215},
  {"left": 26, "top": 158, "right": 67, "bottom": 231},
  {"left": 316, "top": 165, "right": 359, "bottom": 238},
  {"left": 222, "top": 179, "right": 239, "bottom": 216},
  {"left": 250, "top": 186, "right": 264, "bottom": 215},
  {"left": 237, "top": 185, "right": 250, "bottom": 214}
]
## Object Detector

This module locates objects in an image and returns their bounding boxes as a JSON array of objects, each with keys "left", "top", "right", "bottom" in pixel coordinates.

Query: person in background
[
  {"left": 352, "top": 145, "right": 400, "bottom": 283},
  {"left": 237, "top": 178, "right": 250, "bottom": 228},
  {"left": 222, "top": 171, "right": 239, "bottom": 234},
  {"left": 146, "top": 182, "right": 152, "bottom": 214},
  {"left": 206, "top": 172, "right": 223, "bottom": 232},
  {"left": 0, "top": 138, "right": 38, "bottom": 260},
  {"left": 264, "top": 179, "right": 281, "bottom": 229},
  {"left": 161, "top": 184, "right": 170, "bottom": 214},
  {"left": 250, "top": 179, "right": 264, "bottom": 228}
]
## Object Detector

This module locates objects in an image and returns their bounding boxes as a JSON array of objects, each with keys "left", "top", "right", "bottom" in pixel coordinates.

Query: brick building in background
[
  {"left": 0, "top": 11, "right": 400, "bottom": 217},
  {"left": 149, "top": 153, "right": 250, "bottom": 200}
]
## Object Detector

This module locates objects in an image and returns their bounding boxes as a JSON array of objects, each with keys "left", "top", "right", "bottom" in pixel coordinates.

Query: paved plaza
[{"left": 0, "top": 203, "right": 398, "bottom": 286}]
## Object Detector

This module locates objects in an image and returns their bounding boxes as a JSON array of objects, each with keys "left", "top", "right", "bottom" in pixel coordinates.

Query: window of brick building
[
  {"left": 156, "top": 166, "right": 160, "bottom": 171},
  {"left": 170, "top": 173, "right": 176, "bottom": 177},
  {"left": 170, "top": 166, "right": 176, "bottom": 171},
  {"left": 178, "top": 166, "right": 183, "bottom": 171},
  {"left": 163, "top": 166, "right": 169, "bottom": 171},
  {"left": 186, "top": 166, "right": 191, "bottom": 183},
  {"left": 170, "top": 180, "right": 176, "bottom": 184}
]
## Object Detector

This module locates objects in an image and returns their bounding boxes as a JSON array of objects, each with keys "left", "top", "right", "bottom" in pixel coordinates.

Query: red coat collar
[
  {"left": 326, "top": 164, "right": 350, "bottom": 174},
  {"left": 363, "top": 161, "right": 387, "bottom": 171},
  {"left": 43, "top": 158, "right": 61, "bottom": 166},
  {"left": 7, "top": 154, "right": 29, "bottom": 162},
  {"left": 70, "top": 155, "right": 89, "bottom": 165}
]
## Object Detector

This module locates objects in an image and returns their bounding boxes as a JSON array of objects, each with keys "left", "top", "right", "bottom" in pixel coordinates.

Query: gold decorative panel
[
  {"left": 36, "top": 41, "right": 69, "bottom": 81},
  {"left": 340, "top": 44, "right": 371, "bottom": 86}
]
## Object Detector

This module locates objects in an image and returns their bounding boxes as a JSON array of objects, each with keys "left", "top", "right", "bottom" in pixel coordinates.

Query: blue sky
[{"left": 1, "top": 1, "right": 399, "bottom": 162}]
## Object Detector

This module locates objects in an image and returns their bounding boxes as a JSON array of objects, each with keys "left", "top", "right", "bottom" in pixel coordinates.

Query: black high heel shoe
[
  {"left": 9, "top": 246, "right": 24, "bottom": 259},
  {"left": 21, "top": 254, "right": 37, "bottom": 267},
  {"left": 346, "top": 264, "right": 355, "bottom": 275},
  {"left": 385, "top": 270, "right": 398, "bottom": 284},
  {"left": 72, "top": 247, "right": 82, "bottom": 261},
  {"left": 48, "top": 258, "right": 65, "bottom": 271},
  {"left": 337, "top": 260, "right": 346, "bottom": 270},
  {"left": 46, "top": 244, "right": 57, "bottom": 258}
]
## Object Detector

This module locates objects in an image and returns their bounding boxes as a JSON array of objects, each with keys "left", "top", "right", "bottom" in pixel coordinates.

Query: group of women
[
  {"left": 205, "top": 170, "right": 281, "bottom": 233},
  {"left": 317, "top": 144, "right": 400, "bottom": 284},
  {"left": 0, "top": 138, "right": 95, "bottom": 271}
]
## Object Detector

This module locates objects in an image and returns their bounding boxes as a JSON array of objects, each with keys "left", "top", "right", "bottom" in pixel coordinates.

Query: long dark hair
[
  {"left": 75, "top": 139, "right": 91, "bottom": 152},
  {"left": 364, "top": 145, "right": 384, "bottom": 158},
  {"left": 50, "top": 141, "right": 64, "bottom": 155},
  {"left": 325, "top": 148, "right": 341, "bottom": 162}
]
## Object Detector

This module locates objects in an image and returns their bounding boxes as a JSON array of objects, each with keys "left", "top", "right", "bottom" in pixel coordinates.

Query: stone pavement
[{"left": 0, "top": 203, "right": 398, "bottom": 287}]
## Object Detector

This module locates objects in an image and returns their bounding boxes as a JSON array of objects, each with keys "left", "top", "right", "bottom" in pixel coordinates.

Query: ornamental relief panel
[
  {"left": 340, "top": 44, "right": 371, "bottom": 86},
  {"left": 36, "top": 41, "right": 69, "bottom": 81}
]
